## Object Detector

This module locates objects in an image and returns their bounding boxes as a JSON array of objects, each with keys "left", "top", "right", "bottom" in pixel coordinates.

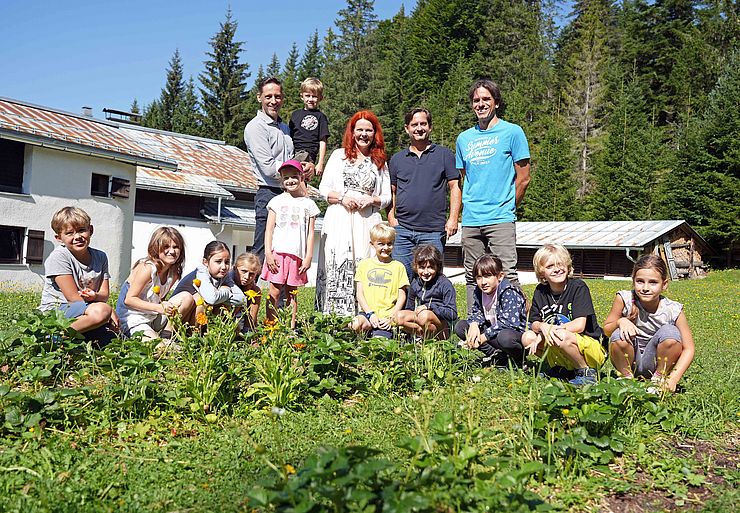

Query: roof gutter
[{"left": 0, "top": 129, "right": 177, "bottom": 170}]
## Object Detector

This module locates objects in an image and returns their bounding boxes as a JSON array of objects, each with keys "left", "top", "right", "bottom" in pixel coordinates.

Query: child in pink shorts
[{"left": 261, "top": 159, "right": 320, "bottom": 327}]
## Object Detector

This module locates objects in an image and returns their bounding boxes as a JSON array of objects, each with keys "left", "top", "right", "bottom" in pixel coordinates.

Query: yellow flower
[
  {"left": 196, "top": 296, "right": 204, "bottom": 306},
  {"left": 289, "top": 289, "right": 299, "bottom": 296},
  {"left": 196, "top": 312, "right": 208, "bottom": 325},
  {"left": 152, "top": 285, "right": 161, "bottom": 294},
  {"left": 562, "top": 409, "right": 570, "bottom": 416},
  {"left": 344, "top": 428, "right": 352, "bottom": 434},
  {"left": 246, "top": 289, "right": 260, "bottom": 303},
  {"left": 260, "top": 336, "right": 267, "bottom": 344},
  {"left": 284, "top": 464, "right": 296, "bottom": 475},
  {"left": 193, "top": 278, "right": 202, "bottom": 288},
  {"left": 264, "top": 319, "right": 279, "bottom": 334}
]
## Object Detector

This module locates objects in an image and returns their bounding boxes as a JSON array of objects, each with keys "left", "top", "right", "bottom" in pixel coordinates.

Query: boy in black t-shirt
[
  {"left": 522, "top": 244, "right": 606, "bottom": 385},
  {"left": 289, "top": 77, "right": 329, "bottom": 175}
]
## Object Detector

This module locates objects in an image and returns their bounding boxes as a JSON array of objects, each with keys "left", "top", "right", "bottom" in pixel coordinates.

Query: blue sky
[{"left": 0, "top": 0, "right": 409, "bottom": 116}]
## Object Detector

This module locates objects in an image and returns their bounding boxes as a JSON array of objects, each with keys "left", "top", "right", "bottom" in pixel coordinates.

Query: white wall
[{"left": 0, "top": 145, "right": 137, "bottom": 290}]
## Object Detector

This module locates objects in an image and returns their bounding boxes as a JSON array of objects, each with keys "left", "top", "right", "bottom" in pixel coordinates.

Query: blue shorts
[{"left": 59, "top": 301, "right": 89, "bottom": 319}]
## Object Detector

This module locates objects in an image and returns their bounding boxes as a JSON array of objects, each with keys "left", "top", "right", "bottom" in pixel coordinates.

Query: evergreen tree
[
  {"left": 172, "top": 77, "right": 202, "bottom": 136},
  {"left": 556, "top": 0, "right": 615, "bottom": 200},
  {"left": 588, "top": 74, "right": 665, "bottom": 221},
  {"left": 661, "top": 49, "right": 740, "bottom": 252},
  {"left": 282, "top": 43, "right": 302, "bottom": 115},
  {"left": 199, "top": 9, "right": 251, "bottom": 146},
  {"left": 478, "top": 1, "right": 555, "bottom": 125},
  {"left": 523, "top": 114, "right": 578, "bottom": 222},
  {"left": 130, "top": 99, "right": 140, "bottom": 114},
  {"left": 141, "top": 100, "right": 165, "bottom": 130},
  {"left": 424, "top": 58, "right": 476, "bottom": 151},
  {"left": 298, "top": 30, "right": 323, "bottom": 80},
  {"left": 160, "top": 49, "right": 185, "bottom": 131},
  {"left": 266, "top": 53, "right": 282, "bottom": 78},
  {"left": 322, "top": 0, "right": 380, "bottom": 147}
]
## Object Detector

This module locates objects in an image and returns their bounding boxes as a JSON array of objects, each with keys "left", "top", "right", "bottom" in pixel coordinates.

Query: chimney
[{"left": 81, "top": 106, "right": 93, "bottom": 117}]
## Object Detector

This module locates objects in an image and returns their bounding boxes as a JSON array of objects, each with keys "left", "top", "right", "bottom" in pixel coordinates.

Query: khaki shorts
[{"left": 545, "top": 333, "right": 606, "bottom": 370}]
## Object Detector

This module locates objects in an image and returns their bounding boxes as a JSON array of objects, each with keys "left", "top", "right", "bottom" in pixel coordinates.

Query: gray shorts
[
  {"left": 610, "top": 324, "right": 682, "bottom": 378},
  {"left": 461, "top": 222, "right": 519, "bottom": 286}
]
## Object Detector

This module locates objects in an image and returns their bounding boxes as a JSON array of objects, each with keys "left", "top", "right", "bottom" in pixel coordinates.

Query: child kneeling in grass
[
  {"left": 454, "top": 254, "right": 527, "bottom": 367},
  {"left": 350, "top": 223, "right": 409, "bottom": 338},
  {"left": 603, "top": 254, "right": 694, "bottom": 393},
  {"left": 522, "top": 244, "right": 606, "bottom": 385},
  {"left": 396, "top": 244, "right": 457, "bottom": 340},
  {"left": 39, "top": 207, "right": 119, "bottom": 346}
]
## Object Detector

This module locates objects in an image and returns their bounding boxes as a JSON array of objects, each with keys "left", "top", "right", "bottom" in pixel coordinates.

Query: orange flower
[
  {"left": 193, "top": 278, "right": 202, "bottom": 288},
  {"left": 195, "top": 312, "right": 208, "bottom": 325},
  {"left": 293, "top": 343, "right": 306, "bottom": 350},
  {"left": 152, "top": 285, "right": 161, "bottom": 294},
  {"left": 260, "top": 336, "right": 268, "bottom": 344}
]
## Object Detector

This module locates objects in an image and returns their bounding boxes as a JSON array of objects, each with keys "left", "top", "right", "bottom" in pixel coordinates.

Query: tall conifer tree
[{"left": 199, "top": 9, "right": 251, "bottom": 147}]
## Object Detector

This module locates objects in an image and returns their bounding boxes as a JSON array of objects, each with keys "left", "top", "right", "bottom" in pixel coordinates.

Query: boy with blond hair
[
  {"left": 522, "top": 244, "right": 606, "bottom": 385},
  {"left": 350, "top": 223, "right": 409, "bottom": 338},
  {"left": 290, "top": 77, "right": 329, "bottom": 175},
  {"left": 39, "top": 206, "right": 118, "bottom": 345}
]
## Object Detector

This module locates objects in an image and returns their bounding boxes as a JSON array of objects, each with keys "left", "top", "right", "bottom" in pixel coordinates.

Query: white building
[
  {"left": 0, "top": 97, "right": 323, "bottom": 290},
  {"left": 0, "top": 98, "right": 175, "bottom": 289}
]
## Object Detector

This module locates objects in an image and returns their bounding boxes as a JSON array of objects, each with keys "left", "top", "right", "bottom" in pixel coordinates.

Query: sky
[{"left": 0, "top": 0, "right": 410, "bottom": 117}]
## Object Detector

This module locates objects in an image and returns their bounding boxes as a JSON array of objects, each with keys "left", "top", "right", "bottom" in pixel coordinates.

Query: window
[
  {"left": 0, "top": 138, "right": 25, "bottom": 194},
  {"left": 0, "top": 226, "right": 23, "bottom": 264},
  {"left": 91, "top": 173, "right": 110, "bottom": 197}
]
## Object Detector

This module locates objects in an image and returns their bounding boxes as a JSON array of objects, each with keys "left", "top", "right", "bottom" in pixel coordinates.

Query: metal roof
[
  {"left": 0, "top": 97, "right": 176, "bottom": 169},
  {"left": 120, "top": 126, "right": 258, "bottom": 191},
  {"left": 447, "top": 220, "right": 705, "bottom": 249},
  {"left": 137, "top": 168, "right": 233, "bottom": 199}
]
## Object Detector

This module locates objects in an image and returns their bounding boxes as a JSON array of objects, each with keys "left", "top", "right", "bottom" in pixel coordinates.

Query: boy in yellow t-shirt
[{"left": 350, "top": 223, "right": 409, "bottom": 338}]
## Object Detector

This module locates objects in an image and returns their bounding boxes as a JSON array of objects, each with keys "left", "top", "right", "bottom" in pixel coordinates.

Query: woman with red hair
[{"left": 315, "top": 110, "right": 391, "bottom": 316}]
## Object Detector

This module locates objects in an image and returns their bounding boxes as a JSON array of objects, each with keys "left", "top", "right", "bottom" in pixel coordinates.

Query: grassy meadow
[{"left": 0, "top": 271, "right": 738, "bottom": 512}]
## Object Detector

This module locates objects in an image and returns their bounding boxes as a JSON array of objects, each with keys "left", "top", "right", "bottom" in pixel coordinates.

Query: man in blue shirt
[
  {"left": 388, "top": 108, "right": 461, "bottom": 280},
  {"left": 456, "top": 79, "right": 531, "bottom": 312}
]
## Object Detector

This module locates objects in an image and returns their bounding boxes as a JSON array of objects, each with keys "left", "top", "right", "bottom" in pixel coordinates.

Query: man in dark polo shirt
[{"left": 387, "top": 108, "right": 462, "bottom": 280}]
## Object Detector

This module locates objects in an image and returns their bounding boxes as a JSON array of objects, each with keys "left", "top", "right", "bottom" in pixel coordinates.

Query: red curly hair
[{"left": 341, "top": 110, "right": 386, "bottom": 169}]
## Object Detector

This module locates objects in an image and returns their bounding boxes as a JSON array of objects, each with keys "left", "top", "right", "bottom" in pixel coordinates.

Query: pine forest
[{"left": 137, "top": 1, "right": 740, "bottom": 256}]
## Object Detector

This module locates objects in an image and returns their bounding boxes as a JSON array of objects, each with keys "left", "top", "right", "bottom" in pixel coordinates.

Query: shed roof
[
  {"left": 447, "top": 220, "right": 710, "bottom": 251},
  {"left": 0, "top": 97, "right": 176, "bottom": 169}
]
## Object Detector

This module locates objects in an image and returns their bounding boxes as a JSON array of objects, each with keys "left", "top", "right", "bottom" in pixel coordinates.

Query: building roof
[
  {"left": 0, "top": 97, "right": 176, "bottom": 169},
  {"left": 447, "top": 220, "right": 710, "bottom": 251},
  {"left": 0, "top": 97, "right": 259, "bottom": 197},
  {"left": 137, "top": 168, "right": 233, "bottom": 199},
  {"left": 119, "top": 125, "right": 258, "bottom": 192}
]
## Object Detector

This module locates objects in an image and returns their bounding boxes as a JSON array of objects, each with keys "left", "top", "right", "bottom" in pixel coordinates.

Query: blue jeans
[
  {"left": 253, "top": 186, "right": 281, "bottom": 263},
  {"left": 391, "top": 224, "right": 445, "bottom": 281}
]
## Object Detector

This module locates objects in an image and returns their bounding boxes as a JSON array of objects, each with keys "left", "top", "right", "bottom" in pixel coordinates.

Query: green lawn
[{"left": 0, "top": 271, "right": 738, "bottom": 512}]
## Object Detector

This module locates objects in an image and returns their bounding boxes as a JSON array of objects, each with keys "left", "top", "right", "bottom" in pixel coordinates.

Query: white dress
[{"left": 315, "top": 148, "right": 391, "bottom": 316}]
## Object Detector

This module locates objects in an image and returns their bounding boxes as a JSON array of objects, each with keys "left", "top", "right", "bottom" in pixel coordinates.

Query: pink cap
[{"left": 278, "top": 159, "right": 304, "bottom": 174}]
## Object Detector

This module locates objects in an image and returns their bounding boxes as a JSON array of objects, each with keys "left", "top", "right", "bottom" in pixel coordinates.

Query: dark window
[
  {"left": 91, "top": 173, "right": 110, "bottom": 197},
  {"left": 110, "top": 177, "right": 131, "bottom": 198},
  {"left": 26, "top": 229, "right": 45, "bottom": 265},
  {"left": 0, "top": 226, "right": 23, "bottom": 264},
  {"left": 135, "top": 189, "right": 204, "bottom": 219},
  {"left": 0, "top": 139, "right": 25, "bottom": 194}
]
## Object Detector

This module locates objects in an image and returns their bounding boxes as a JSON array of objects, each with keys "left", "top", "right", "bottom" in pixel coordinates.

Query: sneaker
[
  {"left": 647, "top": 373, "right": 666, "bottom": 394},
  {"left": 155, "top": 339, "right": 182, "bottom": 355},
  {"left": 569, "top": 368, "right": 598, "bottom": 386}
]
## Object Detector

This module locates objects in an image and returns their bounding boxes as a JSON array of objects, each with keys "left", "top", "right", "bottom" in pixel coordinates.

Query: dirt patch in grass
[{"left": 602, "top": 432, "right": 739, "bottom": 512}]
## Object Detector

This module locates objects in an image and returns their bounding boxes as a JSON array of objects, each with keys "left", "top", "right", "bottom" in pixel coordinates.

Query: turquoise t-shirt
[{"left": 455, "top": 120, "right": 530, "bottom": 226}]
